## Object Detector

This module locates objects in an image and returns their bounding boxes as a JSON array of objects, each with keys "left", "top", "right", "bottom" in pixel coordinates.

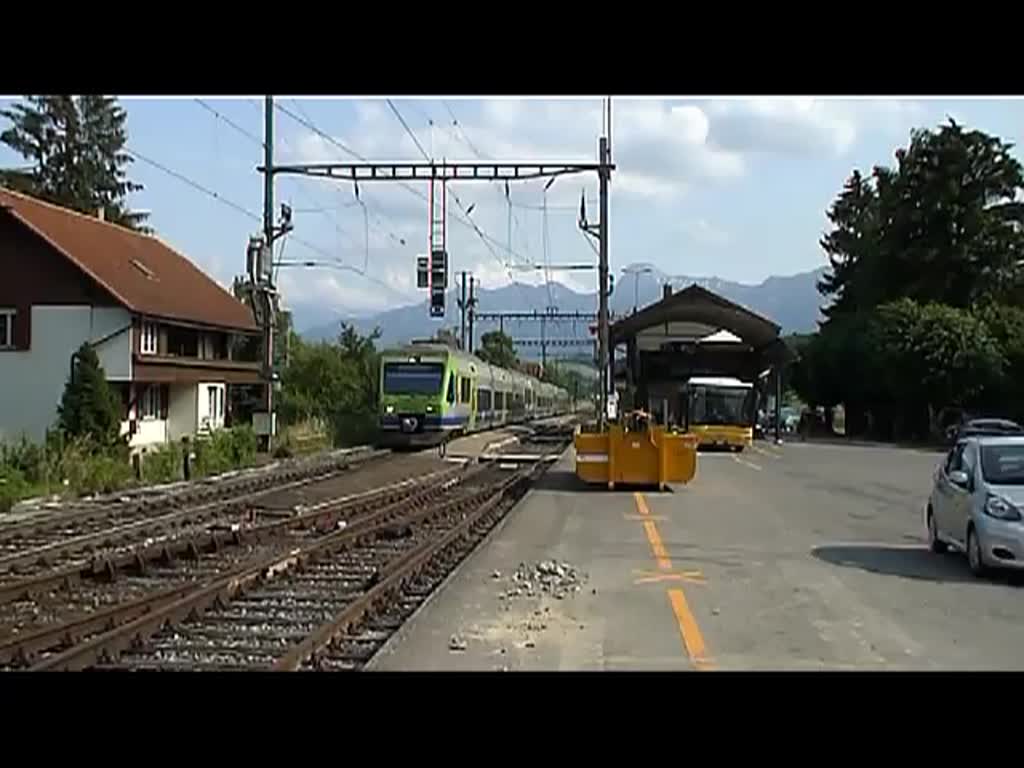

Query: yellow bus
[{"left": 684, "top": 376, "right": 756, "bottom": 452}]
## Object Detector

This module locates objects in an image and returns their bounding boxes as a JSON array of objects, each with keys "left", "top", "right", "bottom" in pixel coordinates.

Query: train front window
[
  {"left": 383, "top": 363, "right": 446, "bottom": 395},
  {"left": 690, "top": 387, "right": 754, "bottom": 426}
]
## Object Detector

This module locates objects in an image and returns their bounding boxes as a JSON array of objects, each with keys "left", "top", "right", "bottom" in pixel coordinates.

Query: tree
[
  {"left": 805, "top": 119, "right": 1024, "bottom": 441},
  {"left": 1, "top": 95, "right": 148, "bottom": 231},
  {"left": 57, "top": 343, "right": 124, "bottom": 449},
  {"left": 974, "top": 302, "right": 1024, "bottom": 421},
  {"left": 278, "top": 325, "right": 383, "bottom": 447},
  {"left": 432, "top": 327, "right": 461, "bottom": 349},
  {"left": 818, "top": 170, "right": 881, "bottom": 317},
  {"left": 476, "top": 330, "right": 518, "bottom": 369},
  {"left": 818, "top": 120, "right": 1024, "bottom": 315}
]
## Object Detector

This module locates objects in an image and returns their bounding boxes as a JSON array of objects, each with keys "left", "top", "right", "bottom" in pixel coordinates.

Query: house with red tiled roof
[{"left": 0, "top": 187, "right": 262, "bottom": 450}]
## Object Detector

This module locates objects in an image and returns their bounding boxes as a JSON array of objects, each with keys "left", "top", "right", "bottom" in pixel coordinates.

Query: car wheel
[
  {"left": 967, "top": 527, "right": 988, "bottom": 577},
  {"left": 927, "top": 508, "right": 947, "bottom": 554}
]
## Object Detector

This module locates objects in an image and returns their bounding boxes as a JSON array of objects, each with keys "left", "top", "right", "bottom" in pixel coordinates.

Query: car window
[
  {"left": 946, "top": 443, "right": 965, "bottom": 474},
  {"left": 980, "top": 443, "right": 1024, "bottom": 485},
  {"left": 961, "top": 442, "right": 978, "bottom": 487}
]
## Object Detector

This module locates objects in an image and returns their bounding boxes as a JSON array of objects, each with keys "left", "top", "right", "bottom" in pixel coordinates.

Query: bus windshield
[
  {"left": 383, "top": 363, "right": 445, "bottom": 395},
  {"left": 690, "top": 386, "right": 754, "bottom": 426}
]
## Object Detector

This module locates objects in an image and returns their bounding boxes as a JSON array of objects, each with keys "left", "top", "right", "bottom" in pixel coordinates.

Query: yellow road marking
[
  {"left": 634, "top": 493, "right": 672, "bottom": 570},
  {"left": 633, "top": 492, "right": 715, "bottom": 671},
  {"left": 668, "top": 588, "right": 715, "bottom": 671},
  {"left": 634, "top": 492, "right": 652, "bottom": 517},
  {"left": 642, "top": 521, "right": 673, "bottom": 571},
  {"left": 633, "top": 569, "right": 706, "bottom": 585},
  {"left": 732, "top": 455, "right": 763, "bottom": 471}
]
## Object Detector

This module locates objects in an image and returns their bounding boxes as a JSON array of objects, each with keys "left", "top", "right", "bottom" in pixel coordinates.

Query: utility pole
[
  {"left": 598, "top": 135, "right": 610, "bottom": 430},
  {"left": 541, "top": 313, "right": 547, "bottom": 370},
  {"left": 458, "top": 270, "right": 468, "bottom": 350},
  {"left": 244, "top": 95, "right": 292, "bottom": 454},
  {"left": 468, "top": 275, "right": 476, "bottom": 353},
  {"left": 261, "top": 96, "right": 276, "bottom": 453}
]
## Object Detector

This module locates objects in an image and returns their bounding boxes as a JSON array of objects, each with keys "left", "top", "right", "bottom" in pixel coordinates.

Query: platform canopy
[
  {"left": 609, "top": 284, "right": 790, "bottom": 423},
  {"left": 610, "top": 284, "right": 782, "bottom": 353}
]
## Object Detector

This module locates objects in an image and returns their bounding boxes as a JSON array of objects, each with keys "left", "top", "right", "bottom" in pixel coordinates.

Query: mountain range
[{"left": 297, "top": 266, "right": 829, "bottom": 354}]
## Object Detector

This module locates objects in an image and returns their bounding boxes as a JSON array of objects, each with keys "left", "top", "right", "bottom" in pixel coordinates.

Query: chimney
[
  {"left": 662, "top": 283, "right": 673, "bottom": 300},
  {"left": 97, "top": 207, "right": 105, "bottom": 221}
]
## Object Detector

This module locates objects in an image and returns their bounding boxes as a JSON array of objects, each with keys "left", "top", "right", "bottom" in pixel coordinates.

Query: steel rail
[
  {"left": 28, "top": 464, "right": 496, "bottom": 671},
  {"left": 0, "top": 465, "right": 469, "bottom": 667}
]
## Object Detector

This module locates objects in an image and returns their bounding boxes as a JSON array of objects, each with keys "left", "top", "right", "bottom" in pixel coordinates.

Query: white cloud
[
  {"left": 705, "top": 98, "right": 859, "bottom": 155},
  {"left": 269, "top": 96, "right": 937, "bottom": 317},
  {"left": 678, "top": 218, "right": 730, "bottom": 247}
]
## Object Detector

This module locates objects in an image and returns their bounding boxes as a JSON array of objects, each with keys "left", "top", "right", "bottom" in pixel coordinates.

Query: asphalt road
[
  {"left": 372, "top": 438, "right": 1024, "bottom": 671},
  {"left": 671, "top": 440, "right": 1024, "bottom": 670}
]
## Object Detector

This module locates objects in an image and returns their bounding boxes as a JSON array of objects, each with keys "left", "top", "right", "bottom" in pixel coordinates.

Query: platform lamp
[{"left": 622, "top": 264, "right": 655, "bottom": 314}]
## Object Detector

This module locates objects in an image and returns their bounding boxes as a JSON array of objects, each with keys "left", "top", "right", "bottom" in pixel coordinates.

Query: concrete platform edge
[{"left": 364, "top": 447, "right": 568, "bottom": 671}]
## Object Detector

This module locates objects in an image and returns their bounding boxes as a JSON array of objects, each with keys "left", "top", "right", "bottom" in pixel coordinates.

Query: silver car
[{"left": 926, "top": 435, "right": 1024, "bottom": 576}]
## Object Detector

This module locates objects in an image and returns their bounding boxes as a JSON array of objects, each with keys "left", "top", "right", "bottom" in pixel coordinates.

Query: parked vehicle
[
  {"left": 925, "top": 433, "right": 1024, "bottom": 576},
  {"left": 945, "top": 418, "right": 1023, "bottom": 445},
  {"left": 683, "top": 377, "right": 756, "bottom": 452}
]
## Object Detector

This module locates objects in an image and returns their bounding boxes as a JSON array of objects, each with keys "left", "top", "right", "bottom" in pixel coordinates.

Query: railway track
[
  {"left": 0, "top": 460, "right": 464, "bottom": 662},
  {"left": 2, "top": 428, "right": 572, "bottom": 671},
  {"left": 0, "top": 447, "right": 388, "bottom": 580}
]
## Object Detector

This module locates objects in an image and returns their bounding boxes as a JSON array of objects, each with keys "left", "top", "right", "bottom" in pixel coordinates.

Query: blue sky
[{"left": 3, "top": 96, "right": 1024, "bottom": 321}]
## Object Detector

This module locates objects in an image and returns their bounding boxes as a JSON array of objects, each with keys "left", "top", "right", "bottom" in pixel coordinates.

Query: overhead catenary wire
[
  {"left": 441, "top": 100, "right": 489, "bottom": 160},
  {"left": 275, "top": 100, "right": 409, "bottom": 250},
  {"left": 381, "top": 99, "right": 541, "bottom": 317},
  {"left": 195, "top": 98, "right": 360, "bottom": 251},
  {"left": 123, "top": 146, "right": 407, "bottom": 299},
  {"left": 385, "top": 99, "right": 431, "bottom": 161},
  {"left": 194, "top": 99, "right": 265, "bottom": 148},
  {"left": 276, "top": 98, "right": 533, "bottom": 266}
]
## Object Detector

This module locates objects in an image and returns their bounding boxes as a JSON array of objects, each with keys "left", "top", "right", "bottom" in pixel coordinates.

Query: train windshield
[
  {"left": 689, "top": 385, "right": 755, "bottom": 426},
  {"left": 383, "top": 363, "right": 445, "bottom": 395}
]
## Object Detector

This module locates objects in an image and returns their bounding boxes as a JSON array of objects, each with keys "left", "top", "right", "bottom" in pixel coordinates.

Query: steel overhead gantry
[{"left": 261, "top": 152, "right": 616, "bottom": 429}]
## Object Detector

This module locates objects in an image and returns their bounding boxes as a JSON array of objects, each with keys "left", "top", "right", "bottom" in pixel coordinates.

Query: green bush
[
  {"left": 54, "top": 438, "right": 134, "bottom": 497},
  {"left": 0, "top": 465, "right": 31, "bottom": 513},
  {"left": 140, "top": 443, "right": 183, "bottom": 485},
  {"left": 193, "top": 426, "right": 258, "bottom": 478},
  {"left": 0, "top": 436, "right": 49, "bottom": 486},
  {"left": 332, "top": 410, "right": 378, "bottom": 448}
]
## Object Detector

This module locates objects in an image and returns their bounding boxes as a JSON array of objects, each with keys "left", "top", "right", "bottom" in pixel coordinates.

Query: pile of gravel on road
[{"left": 494, "top": 560, "right": 588, "bottom": 602}]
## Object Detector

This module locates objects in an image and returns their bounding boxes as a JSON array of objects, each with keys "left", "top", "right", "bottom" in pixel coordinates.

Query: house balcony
[{"left": 132, "top": 353, "right": 262, "bottom": 385}]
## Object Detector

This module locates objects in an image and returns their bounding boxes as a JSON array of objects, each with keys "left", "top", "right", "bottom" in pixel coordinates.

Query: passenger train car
[{"left": 377, "top": 343, "right": 571, "bottom": 448}]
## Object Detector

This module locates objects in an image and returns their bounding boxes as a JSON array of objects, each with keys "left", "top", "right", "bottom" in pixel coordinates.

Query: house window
[
  {"left": 218, "top": 386, "right": 225, "bottom": 419},
  {"left": 207, "top": 386, "right": 219, "bottom": 422},
  {"left": 140, "top": 385, "right": 163, "bottom": 420},
  {"left": 140, "top": 321, "right": 158, "bottom": 355},
  {"left": 0, "top": 309, "right": 14, "bottom": 349}
]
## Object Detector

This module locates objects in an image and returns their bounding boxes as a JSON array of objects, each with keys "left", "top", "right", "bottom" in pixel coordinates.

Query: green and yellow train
[{"left": 377, "top": 342, "right": 571, "bottom": 448}]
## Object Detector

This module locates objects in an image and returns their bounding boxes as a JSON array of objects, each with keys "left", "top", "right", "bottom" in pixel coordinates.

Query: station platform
[
  {"left": 368, "top": 447, "right": 702, "bottom": 671},
  {"left": 443, "top": 427, "right": 526, "bottom": 461}
]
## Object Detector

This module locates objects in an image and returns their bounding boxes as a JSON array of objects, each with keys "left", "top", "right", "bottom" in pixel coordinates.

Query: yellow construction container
[{"left": 574, "top": 423, "right": 698, "bottom": 490}]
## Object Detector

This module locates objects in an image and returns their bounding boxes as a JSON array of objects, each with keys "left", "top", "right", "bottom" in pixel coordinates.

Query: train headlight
[
  {"left": 386, "top": 405, "right": 395, "bottom": 414},
  {"left": 426, "top": 405, "right": 434, "bottom": 413}
]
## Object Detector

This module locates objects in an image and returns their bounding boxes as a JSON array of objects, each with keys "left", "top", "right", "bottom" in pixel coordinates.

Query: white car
[{"left": 926, "top": 434, "right": 1024, "bottom": 576}]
